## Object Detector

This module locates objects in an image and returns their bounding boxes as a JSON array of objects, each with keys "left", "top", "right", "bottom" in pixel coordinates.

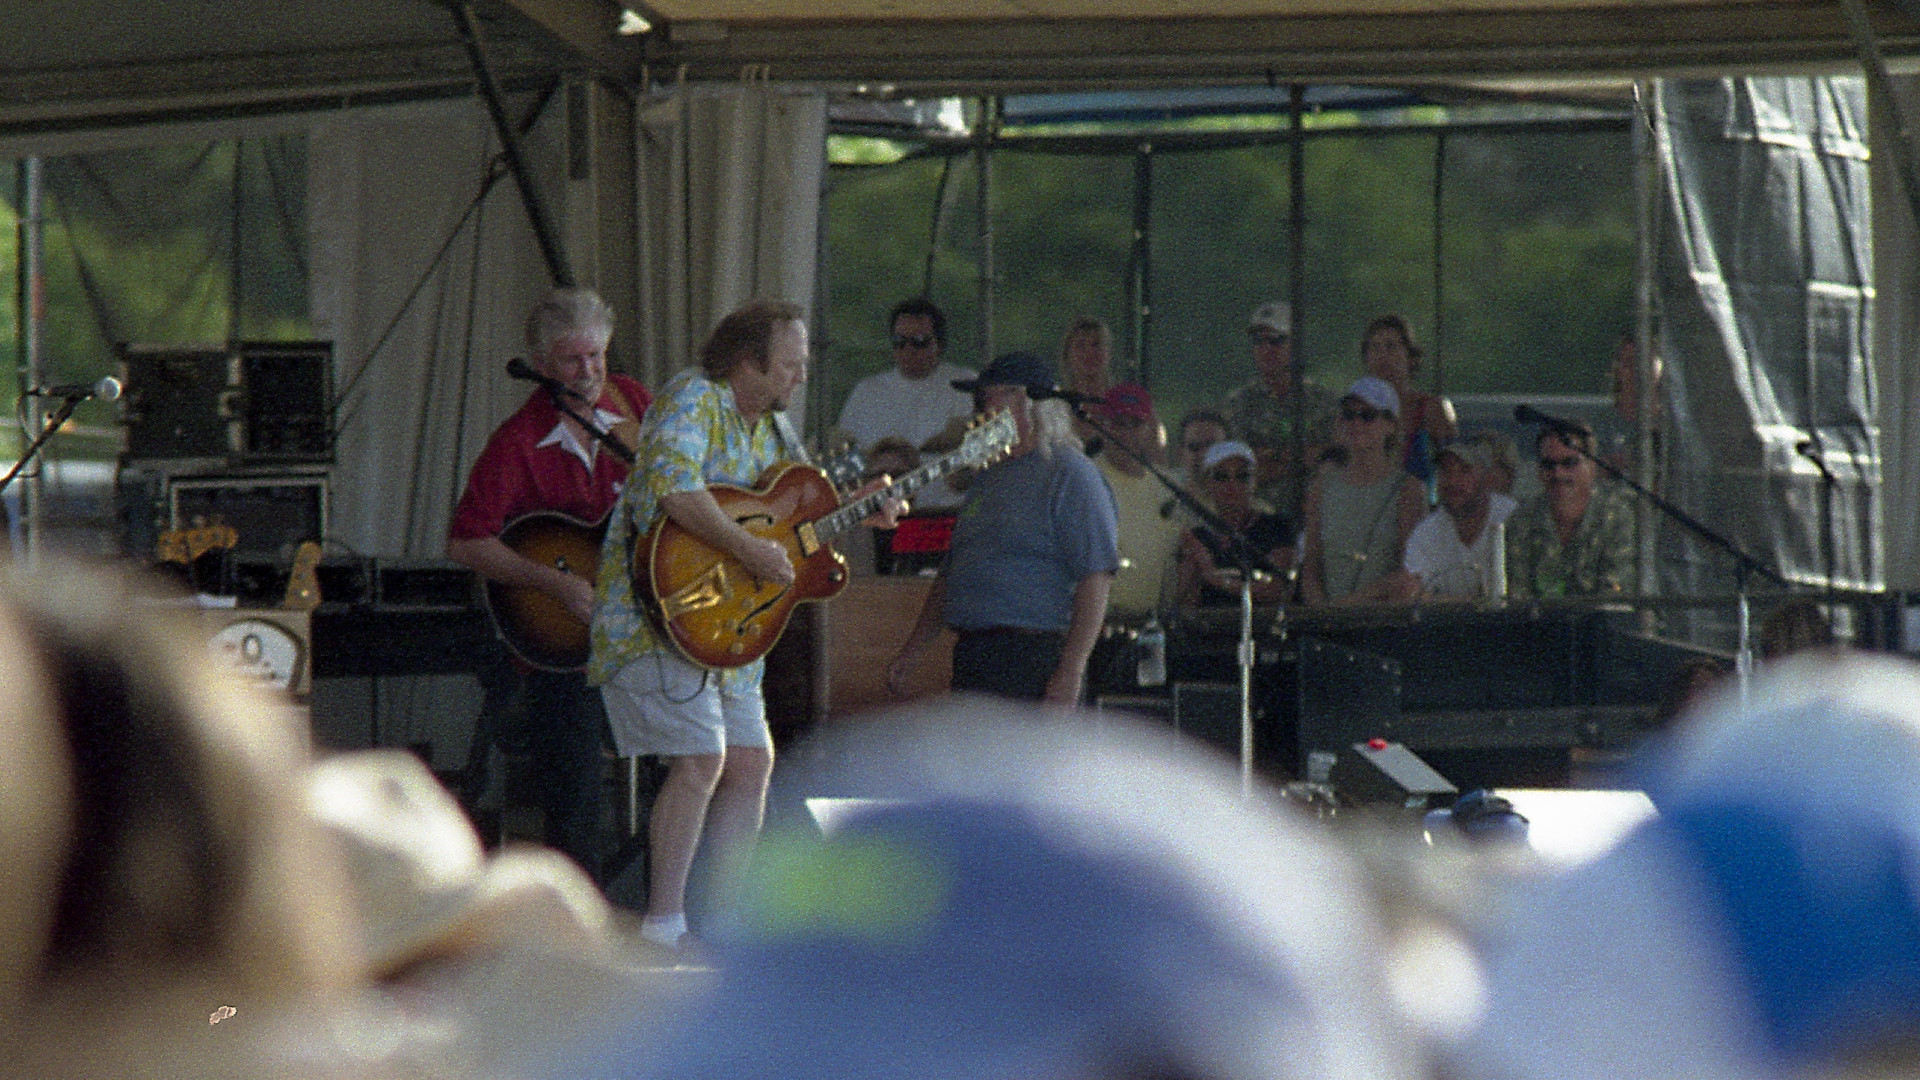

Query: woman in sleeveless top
[
  {"left": 1299, "top": 376, "right": 1427, "bottom": 604},
  {"left": 1361, "top": 315, "right": 1455, "bottom": 488}
]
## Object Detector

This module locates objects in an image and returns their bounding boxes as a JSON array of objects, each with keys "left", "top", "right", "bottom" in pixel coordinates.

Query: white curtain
[
  {"left": 633, "top": 79, "right": 826, "bottom": 426},
  {"left": 308, "top": 96, "right": 558, "bottom": 560}
]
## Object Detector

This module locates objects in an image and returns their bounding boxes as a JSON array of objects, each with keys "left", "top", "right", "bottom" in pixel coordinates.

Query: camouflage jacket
[
  {"left": 1221, "top": 376, "right": 1339, "bottom": 518},
  {"left": 1504, "top": 480, "right": 1638, "bottom": 598}
]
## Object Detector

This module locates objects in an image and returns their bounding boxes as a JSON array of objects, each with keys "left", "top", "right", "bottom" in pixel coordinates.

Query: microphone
[
  {"left": 505, "top": 357, "right": 581, "bottom": 399},
  {"left": 1513, "top": 403, "right": 1586, "bottom": 436},
  {"left": 1025, "top": 385, "right": 1106, "bottom": 407},
  {"left": 29, "top": 376, "right": 121, "bottom": 401}
]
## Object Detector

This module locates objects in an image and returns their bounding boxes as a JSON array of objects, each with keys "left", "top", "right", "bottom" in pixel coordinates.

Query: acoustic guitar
[
  {"left": 484, "top": 448, "right": 871, "bottom": 672},
  {"left": 639, "top": 410, "right": 1017, "bottom": 669}
]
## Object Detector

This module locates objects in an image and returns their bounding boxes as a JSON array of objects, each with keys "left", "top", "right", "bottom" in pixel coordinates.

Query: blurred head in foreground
[
  {"left": 581, "top": 696, "right": 1423, "bottom": 1080},
  {"left": 0, "top": 562, "right": 358, "bottom": 1079},
  {"left": 1453, "top": 651, "right": 1920, "bottom": 1080}
]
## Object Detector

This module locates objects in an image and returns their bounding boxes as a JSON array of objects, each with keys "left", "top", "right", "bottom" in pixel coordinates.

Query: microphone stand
[
  {"left": 1071, "top": 404, "right": 1283, "bottom": 796},
  {"left": 0, "top": 392, "right": 84, "bottom": 500},
  {"left": 1533, "top": 415, "right": 1786, "bottom": 701},
  {"left": 537, "top": 380, "right": 636, "bottom": 467},
  {"left": 1799, "top": 436, "right": 1839, "bottom": 621}
]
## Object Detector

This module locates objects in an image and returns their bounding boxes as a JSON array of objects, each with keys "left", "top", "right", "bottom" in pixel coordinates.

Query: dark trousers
[
  {"left": 522, "top": 669, "right": 612, "bottom": 882},
  {"left": 951, "top": 628, "right": 1067, "bottom": 701}
]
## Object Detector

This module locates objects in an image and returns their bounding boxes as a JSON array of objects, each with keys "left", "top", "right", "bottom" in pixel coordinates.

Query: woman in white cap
[
  {"left": 1299, "top": 376, "right": 1426, "bottom": 604},
  {"left": 1176, "top": 440, "right": 1297, "bottom": 606}
]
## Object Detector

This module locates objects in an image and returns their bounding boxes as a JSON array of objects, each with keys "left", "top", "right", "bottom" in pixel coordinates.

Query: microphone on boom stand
[
  {"left": 1512, "top": 403, "right": 1588, "bottom": 438},
  {"left": 505, "top": 357, "right": 584, "bottom": 400}
]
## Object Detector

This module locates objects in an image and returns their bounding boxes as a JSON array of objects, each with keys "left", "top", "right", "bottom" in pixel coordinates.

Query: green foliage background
[
  {"left": 0, "top": 137, "right": 311, "bottom": 458},
  {"left": 818, "top": 118, "right": 1633, "bottom": 432}
]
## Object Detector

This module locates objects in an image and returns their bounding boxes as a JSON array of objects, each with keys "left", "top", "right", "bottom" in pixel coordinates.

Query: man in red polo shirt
[{"left": 447, "top": 287, "right": 649, "bottom": 882}]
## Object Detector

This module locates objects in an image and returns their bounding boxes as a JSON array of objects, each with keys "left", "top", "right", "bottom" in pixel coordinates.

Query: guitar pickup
[
  {"left": 795, "top": 522, "right": 820, "bottom": 558},
  {"left": 660, "top": 561, "right": 731, "bottom": 618}
]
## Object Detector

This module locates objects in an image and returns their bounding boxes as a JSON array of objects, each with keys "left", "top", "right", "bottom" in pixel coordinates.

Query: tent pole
[
  {"left": 1131, "top": 142, "right": 1153, "bottom": 384},
  {"left": 1633, "top": 81, "right": 1660, "bottom": 599},
  {"left": 976, "top": 96, "right": 996, "bottom": 363},
  {"left": 1288, "top": 84, "right": 1307, "bottom": 523},
  {"left": 1431, "top": 131, "right": 1446, "bottom": 396},
  {"left": 451, "top": 2, "right": 575, "bottom": 287},
  {"left": 15, "top": 158, "right": 42, "bottom": 565}
]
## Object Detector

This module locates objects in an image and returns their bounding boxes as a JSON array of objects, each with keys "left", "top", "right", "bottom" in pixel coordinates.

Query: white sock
[{"left": 640, "top": 913, "right": 688, "bottom": 946}]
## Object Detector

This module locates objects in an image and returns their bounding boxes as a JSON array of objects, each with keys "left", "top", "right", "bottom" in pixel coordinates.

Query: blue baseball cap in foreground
[{"left": 587, "top": 700, "right": 1423, "bottom": 1080}]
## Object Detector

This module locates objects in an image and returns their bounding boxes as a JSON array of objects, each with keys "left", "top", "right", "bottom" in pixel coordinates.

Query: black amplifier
[{"left": 121, "top": 341, "right": 333, "bottom": 464}]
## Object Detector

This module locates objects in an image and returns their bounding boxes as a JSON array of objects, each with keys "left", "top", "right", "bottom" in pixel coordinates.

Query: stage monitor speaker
[
  {"left": 1328, "top": 739, "right": 1458, "bottom": 807},
  {"left": 1291, "top": 635, "right": 1403, "bottom": 772},
  {"left": 1172, "top": 681, "right": 1240, "bottom": 757},
  {"left": 238, "top": 341, "right": 333, "bottom": 461},
  {"left": 122, "top": 342, "right": 334, "bottom": 464},
  {"left": 121, "top": 345, "right": 238, "bottom": 460}
]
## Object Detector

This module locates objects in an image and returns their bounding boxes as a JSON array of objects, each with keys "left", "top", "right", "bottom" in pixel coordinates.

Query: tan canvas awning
[{"left": 4, "top": 1, "right": 1920, "bottom": 133}]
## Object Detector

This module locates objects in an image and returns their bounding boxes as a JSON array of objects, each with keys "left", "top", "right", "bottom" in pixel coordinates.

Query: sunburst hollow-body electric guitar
[{"left": 640, "top": 409, "right": 1017, "bottom": 669}]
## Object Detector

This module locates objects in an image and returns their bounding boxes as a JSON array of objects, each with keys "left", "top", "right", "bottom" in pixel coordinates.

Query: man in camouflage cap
[{"left": 1220, "top": 301, "right": 1338, "bottom": 522}]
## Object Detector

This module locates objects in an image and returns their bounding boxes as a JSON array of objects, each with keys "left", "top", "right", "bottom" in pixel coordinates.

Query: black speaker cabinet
[
  {"left": 121, "top": 345, "right": 237, "bottom": 459},
  {"left": 121, "top": 341, "right": 333, "bottom": 465}
]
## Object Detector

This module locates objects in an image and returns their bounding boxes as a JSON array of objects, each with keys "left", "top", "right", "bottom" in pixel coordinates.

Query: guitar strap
[{"left": 773, "top": 410, "right": 813, "bottom": 468}]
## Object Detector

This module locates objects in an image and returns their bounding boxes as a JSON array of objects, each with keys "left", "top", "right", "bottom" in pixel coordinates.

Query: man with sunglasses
[
  {"left": 835, "top": 296, "right": 977, "bottom": 509},
  {"left": 1221, "top": 301, "right": 1338, "bottom": 522},
  {"left": 1505, "top": 421, "right": 1637, "bottom": 598}
]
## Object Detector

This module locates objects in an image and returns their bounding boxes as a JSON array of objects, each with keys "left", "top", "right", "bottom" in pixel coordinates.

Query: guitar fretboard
[{"left": 814, "top": 452, "right": 972, "bottom": 541}]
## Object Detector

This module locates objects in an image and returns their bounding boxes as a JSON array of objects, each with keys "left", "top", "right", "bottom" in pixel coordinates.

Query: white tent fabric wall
[
  {"left": 1655, "top": 76, "right": 1880, "bottom": 620},
  {"left": 309, "top": 96, "right": 558, "bottom": 560},
  {"left": 1872, "top": 76, "right": 1920, "bottom": 593},
  {"left": 307, "top": 96, "right": 558, "bottom": 762},
  {"left": 634, "top": 81, "right": 826, "bottom": 422}
]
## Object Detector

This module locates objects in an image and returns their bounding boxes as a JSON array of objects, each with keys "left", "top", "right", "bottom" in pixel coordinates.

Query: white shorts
[{"left": 600, "top": 651, "right": 770, "bottom": 758}]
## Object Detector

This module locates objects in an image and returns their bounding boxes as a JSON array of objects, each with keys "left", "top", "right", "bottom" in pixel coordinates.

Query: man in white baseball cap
[{"left": 1221, "top": 300, "right": 1338, "bottom": 523}]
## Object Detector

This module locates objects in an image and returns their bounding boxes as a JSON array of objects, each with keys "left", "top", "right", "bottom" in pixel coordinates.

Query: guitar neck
[{"left": 814, "top": 453, "right": 969, "bottom": 541}]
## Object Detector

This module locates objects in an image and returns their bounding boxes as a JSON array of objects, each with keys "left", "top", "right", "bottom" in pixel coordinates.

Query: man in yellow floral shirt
[{"left": 589, "top": 301, "right": 811, "bottom": 949}]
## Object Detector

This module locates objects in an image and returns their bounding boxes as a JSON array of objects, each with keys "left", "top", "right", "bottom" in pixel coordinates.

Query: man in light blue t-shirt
[{"left": 887, "top": 351, "right": 1119, "bottom": 703}]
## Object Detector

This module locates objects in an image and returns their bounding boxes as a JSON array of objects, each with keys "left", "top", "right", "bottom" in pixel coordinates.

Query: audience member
[
  {"left": 1222, "top": 301, "right": 1339, "bottom": 522},
  {"left": 1175, "top": 407, "right": 1233, "bottom": 488},
  {"left": 1759, "top": 596, "right": 1836, "bottom": 661},
  {"left": 1452, "top": 652, "right": 1920, "bottom": 1080},
  {"left": 1397, "top": 434, "right": 1518, "bottom": 600},
  {"left": 1504, "top": 420, "right": 1637, "bottom": 598},
  {"left": 1060, "top": 315, "right": 1115, "bottom": 450},
  {"left": 1360, "top": 314, "right": 1455, "bottom": 487},
  {"left": 1094, "top": 382, "right": 1182, "bottom": 620},
  {"left": 1483, "top": 430, "right": 1520, "bottom": 497},
  {"left": 1654, "top": 656, "right": 1730, "bottom": 726},
  {"left": 307, "top": 749, "right": 669, "bottom": 1080},
  {"left": 836, "top": 297, "right": 977, "bottom": 509},
  {"left": 1299, "top": 377, "right": 1426, "bottom": 604},
  {"left": 1177, "top": 440, "right": 1297, "bottom": 606},
  {"left": 0, "top": 564, "right": 362, "bottom": 1080},
  {"left": 569, "top": 702, "right": 1425, "bottom": 1080},
  {"left": 1600, "top": 333, "right": 1664, "bottom": 477}
]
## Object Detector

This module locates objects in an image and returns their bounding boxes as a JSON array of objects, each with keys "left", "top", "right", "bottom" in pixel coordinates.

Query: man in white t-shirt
[
  {"left": 1400, "top": 433, "right": 1517, "bottom": 599},
  {"left": 835, "top": 297, "right": 976, "bottom": 509}
]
